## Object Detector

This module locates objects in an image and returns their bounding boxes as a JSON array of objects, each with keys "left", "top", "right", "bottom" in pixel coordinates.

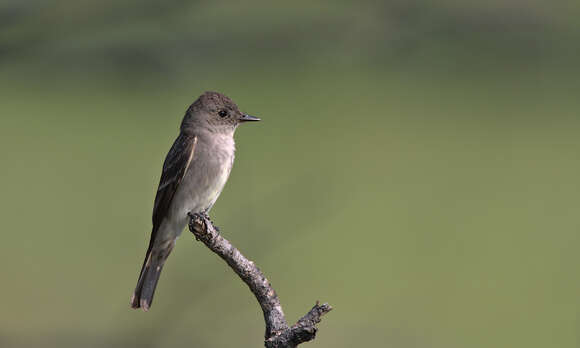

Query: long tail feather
[{"left": 131, "top": 241, "right": 174, "bottom": 311}]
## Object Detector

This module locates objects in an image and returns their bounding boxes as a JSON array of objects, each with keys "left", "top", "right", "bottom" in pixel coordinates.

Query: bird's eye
[{"left": 218, "top": 110, "right": 228, "bottom": 117}]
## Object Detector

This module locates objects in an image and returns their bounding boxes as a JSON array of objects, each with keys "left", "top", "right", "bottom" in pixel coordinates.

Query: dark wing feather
[{"left": 148, "top": 133, "right": 197, "bottom": 250}]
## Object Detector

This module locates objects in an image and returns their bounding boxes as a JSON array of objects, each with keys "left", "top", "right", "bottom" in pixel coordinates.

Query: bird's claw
[
  {"left": 187, "top": 212, "right": 219, "bottom": 237},
  {"left": 200, "top": 212, "right": 220, "bottom": 234}
]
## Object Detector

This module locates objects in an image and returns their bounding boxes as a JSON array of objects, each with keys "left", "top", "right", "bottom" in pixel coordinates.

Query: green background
[{"left": 1, "top": 1, "right": 579, "bottom": 347}]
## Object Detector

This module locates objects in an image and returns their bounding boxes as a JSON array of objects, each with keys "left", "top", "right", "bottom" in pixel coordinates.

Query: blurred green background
[{"left": 1, "top": 1, "right": 579, "bottom": 347}]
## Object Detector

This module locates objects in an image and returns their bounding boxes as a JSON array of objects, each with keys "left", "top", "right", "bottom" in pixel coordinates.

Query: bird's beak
[{"left": 239, "top": 114, "right": 261, "bottom": 122}]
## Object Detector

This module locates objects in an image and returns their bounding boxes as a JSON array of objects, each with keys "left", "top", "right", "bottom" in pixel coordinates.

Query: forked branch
[{"left": 188, "top": 213, "right": 332, "bottom": 348}]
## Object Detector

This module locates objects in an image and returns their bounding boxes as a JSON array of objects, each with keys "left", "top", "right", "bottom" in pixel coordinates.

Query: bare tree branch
[{"left": 188, "top": 213, "right": 332, "bottom": 348}]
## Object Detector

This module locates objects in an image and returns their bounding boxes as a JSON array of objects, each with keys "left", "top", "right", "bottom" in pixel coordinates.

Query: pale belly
[
  {"left": 190, "top": 158, "right": 232, "bottom": 213},
  {"left": 162, "top": 153, "right": 233, "bottom": 239}
]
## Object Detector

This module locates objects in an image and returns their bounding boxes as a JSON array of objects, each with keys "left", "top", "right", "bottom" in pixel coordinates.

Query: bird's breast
[{"left": 183, "top": 133, "right": 235, "bottom": 212}]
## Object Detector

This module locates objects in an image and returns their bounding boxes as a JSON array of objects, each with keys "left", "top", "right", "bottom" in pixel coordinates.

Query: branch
[{"left": 188, "top": 213, "right": 332, "bottom": 348}]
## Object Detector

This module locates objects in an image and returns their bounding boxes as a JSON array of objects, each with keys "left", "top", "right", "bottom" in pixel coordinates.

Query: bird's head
[{"left": 181, "top": 91, "right": 260, "bottom": 134}]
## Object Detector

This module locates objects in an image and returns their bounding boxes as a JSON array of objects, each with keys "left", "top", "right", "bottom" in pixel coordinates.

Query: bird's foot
[
  {"left": 200, "top": 212, "right": 220, "bottom": 233},
  {"left": 187, "top": 212, "right": 219, "bottom": 240},
  {"left": 188, "top": 212, "right": 206, "bottom": 240}
]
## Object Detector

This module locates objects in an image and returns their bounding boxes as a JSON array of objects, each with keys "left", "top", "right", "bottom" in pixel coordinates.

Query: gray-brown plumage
[{"left": 131, "top": 91, "right": 260, "bottom": 311}]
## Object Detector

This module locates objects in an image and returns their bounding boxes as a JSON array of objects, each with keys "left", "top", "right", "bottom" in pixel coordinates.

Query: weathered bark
[{"left": 188, "top": 213, "right": 332, "bottom": 347}]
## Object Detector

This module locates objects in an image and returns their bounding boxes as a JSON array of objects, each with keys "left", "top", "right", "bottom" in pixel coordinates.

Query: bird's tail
[{"left": 130, "top": 241, "right": 174, "bottom": 311}]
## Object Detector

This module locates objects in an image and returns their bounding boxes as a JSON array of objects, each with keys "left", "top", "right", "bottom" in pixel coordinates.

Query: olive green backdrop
[{"left": 1, "top": 1, "right": 579, "bottom": 347}]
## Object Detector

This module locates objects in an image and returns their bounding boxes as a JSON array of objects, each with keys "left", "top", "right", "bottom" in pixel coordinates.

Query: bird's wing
[{"left": 148, "top": 133, "right": 197, "bottom": 249}]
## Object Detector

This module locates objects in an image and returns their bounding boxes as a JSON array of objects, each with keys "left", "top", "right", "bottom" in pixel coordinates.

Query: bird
[{"left": 130, "top": 91, "right": 260, "bottom": 311}]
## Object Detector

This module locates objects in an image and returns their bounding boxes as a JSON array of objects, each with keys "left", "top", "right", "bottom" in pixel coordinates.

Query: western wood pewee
[{"left": 130, "top": 91, "right": 260, "bottom": 311}]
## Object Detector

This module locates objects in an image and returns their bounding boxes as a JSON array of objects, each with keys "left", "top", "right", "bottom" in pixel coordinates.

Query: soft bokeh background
[{"left": 1, "top": 1, "right": 579, "bottom": 347}]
